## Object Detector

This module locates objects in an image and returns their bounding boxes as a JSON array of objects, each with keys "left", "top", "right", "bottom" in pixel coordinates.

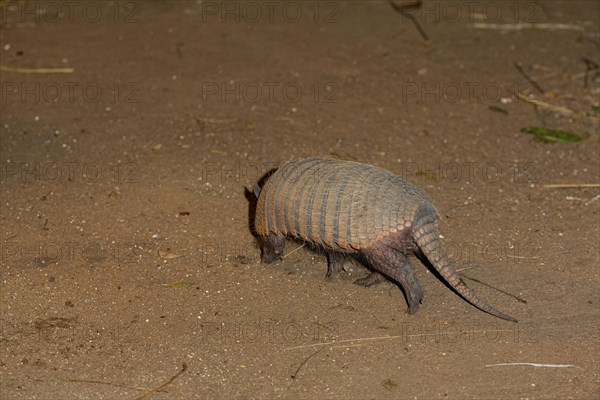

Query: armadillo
[{"left": 253, "top": 157, "right": 517, "bottom": 322}]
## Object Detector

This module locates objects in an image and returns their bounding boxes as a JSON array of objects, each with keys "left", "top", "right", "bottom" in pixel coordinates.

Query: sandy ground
[{"left": 1, "top": 1, "right": 599, "bottom": 399}]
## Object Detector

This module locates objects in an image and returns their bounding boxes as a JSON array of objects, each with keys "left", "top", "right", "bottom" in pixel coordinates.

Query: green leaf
[
  {"left": 168, "top": 280, "right": 194, "bottom": 289},
  {"left": 592, "top": 106, "right": 600, "bottom": 114},
  {"left": 416, "top": 171, "right": 439, "bottom": 181},
  {"left": 520, "top": 127, "right": 583, "bottom": 143},
  {"left": 382, "top": 379, "right": 398, "bottom": 390}
]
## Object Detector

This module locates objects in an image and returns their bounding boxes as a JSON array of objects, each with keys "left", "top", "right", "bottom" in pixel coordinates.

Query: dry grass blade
[
  {"left": 0, "top": 65, "right": 75, "bottom": 74},
  {"left": 462, "top": 274, "right": 527, "bottom": 303},
  {"left": 514, "top": 92, "right": 575, "bottom": 115},
  {"left": 543, "top": 184, "right": 600, "bottom": 189},
  {"left": 282, "top": 244, "right": 305, "bottom": 259},
  {"left": 0, "top": 375, "right": 153, "bottom": 391},
  {"left": 513, "top": 92, "right": 599, "bottom": 121},
  {"left": 291, "top": 348, "right": 323, "bottom": 379},
  {"left": 135, "top": 363, "right": 188, "bottom": 400},
  {"left": 469, "top": 22, "right": 585, "bottom": 31},
  {"left": 486, "top": 362, "right": 582, "bottom": 369}
]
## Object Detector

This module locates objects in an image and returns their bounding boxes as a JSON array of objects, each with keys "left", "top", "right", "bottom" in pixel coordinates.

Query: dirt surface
[{"left": 1, "top": 1, "right": 599, "bottom": 399}]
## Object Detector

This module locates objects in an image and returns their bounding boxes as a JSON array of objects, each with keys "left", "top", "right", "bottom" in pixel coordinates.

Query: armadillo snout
[{"left": 259, "top": 233, "right": 285, "bottom": 264}]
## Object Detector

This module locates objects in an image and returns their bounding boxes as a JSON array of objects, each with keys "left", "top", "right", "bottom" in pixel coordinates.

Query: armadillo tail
[{"left": 412, "top": 206, "right": 517, "bottom": 323}]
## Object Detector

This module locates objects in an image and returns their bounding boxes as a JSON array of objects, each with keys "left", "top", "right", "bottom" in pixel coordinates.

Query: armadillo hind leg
[
  {"left": 361, "top": 246, "right": 424, "bottom": 315},
  {"left": 325, "top": 252, "right": 346, "bottom": 279},
  {"left": 353, "top": 271, "right": 386, "bottom": 287},
  {"left": 260, "top": 233, "right": 286, "bottom": 264}
]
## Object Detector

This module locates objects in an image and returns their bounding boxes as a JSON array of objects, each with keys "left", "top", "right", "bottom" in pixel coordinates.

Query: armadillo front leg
[
  {"left": 325, "top": 252, "right": 346, "bottom": 279},
  {"left": 260, "top": 232, "right": 286, "bottom": 264},
  {"left": 362, "top": 247, "right": 424, "bottom": 315}
]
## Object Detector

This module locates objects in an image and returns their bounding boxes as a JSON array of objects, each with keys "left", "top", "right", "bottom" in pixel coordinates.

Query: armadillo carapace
[{"left": 254, "top": 157, "right": 517, "bottom": 322}]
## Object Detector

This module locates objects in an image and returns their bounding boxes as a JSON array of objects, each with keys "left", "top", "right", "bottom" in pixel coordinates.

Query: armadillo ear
[{"left": 253, "top": 183, "right": 262, "bottom": 198}]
